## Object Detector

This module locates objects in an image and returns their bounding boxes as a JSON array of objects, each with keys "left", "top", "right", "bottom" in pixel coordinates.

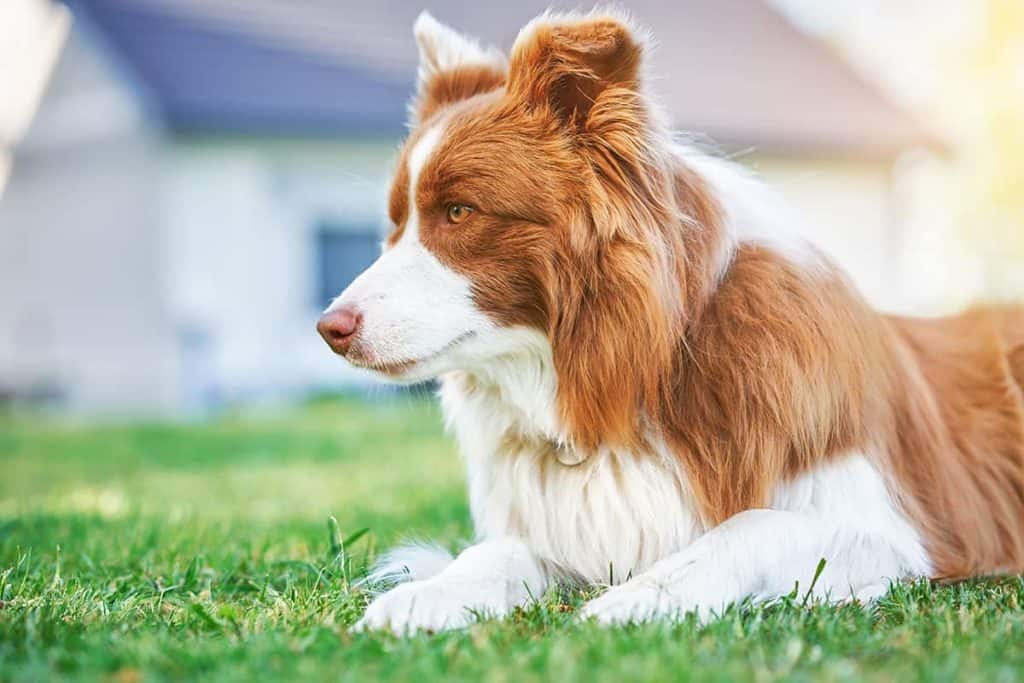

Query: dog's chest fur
[{"left": 440, "top": 366, "right": 705, "bottom": 583}]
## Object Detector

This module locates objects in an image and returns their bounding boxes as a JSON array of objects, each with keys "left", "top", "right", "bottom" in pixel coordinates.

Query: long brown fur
[{"left": 392, "top": 12, "right": 1024, "bottom": 579}]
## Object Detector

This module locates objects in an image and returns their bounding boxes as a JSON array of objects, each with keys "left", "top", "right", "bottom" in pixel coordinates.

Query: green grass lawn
[{"left": 2, "top": 398, "right": 1023, "bottom": 682}]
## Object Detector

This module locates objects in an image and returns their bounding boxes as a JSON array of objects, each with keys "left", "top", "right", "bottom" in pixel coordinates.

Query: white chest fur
[{"left": 440, "top": 368, "right": 705, "bottom": 583}]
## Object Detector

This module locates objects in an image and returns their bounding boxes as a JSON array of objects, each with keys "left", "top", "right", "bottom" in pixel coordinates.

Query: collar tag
[{"left": 554, "top": 443, "right": 587, "bottom": 467}]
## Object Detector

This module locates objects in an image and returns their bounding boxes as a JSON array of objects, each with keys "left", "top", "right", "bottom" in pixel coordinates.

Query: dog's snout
[{"left": 317, "top": 305, "right": 362, "bottom": 355}]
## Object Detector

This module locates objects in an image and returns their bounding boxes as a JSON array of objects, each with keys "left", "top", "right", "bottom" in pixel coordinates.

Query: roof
[{"left": 62, "top": 0, "right": 943, "bottom": 157}]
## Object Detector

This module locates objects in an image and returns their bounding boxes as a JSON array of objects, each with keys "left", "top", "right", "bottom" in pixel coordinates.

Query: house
[{"left": 0, "top": 0, "right": 943, "bottom": 412}]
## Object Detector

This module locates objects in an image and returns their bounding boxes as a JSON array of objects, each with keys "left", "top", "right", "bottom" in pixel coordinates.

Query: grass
[{"left": 1, "top": 397, "right": 1024, "bottom": 682}]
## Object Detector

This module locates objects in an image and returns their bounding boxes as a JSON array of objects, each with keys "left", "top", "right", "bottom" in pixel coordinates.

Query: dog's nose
[{"left": 317, "top": 305, "right": 362, "bottom": 355}]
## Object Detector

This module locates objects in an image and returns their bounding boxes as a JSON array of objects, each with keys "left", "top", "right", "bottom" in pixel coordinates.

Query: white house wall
[
  {"left": 160, "top": 138, "right": 397, "bottom": 405},
  {"left": 0, "top": 30, "right": 180, "bottom": 411}
]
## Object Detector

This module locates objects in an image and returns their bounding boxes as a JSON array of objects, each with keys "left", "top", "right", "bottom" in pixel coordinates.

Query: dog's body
[{"left": 316, "top": 11, "right": 1024, "bottom": 633}]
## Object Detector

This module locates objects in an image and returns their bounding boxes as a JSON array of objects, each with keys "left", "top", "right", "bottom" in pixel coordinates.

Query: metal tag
[{"left": 554, "top": 442, "right": 588, "bottom": 466}]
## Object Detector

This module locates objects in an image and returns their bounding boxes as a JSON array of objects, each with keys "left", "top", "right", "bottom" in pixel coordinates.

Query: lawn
[{"left": 2, "top": 397, "right": 1023, "bottom": 682}]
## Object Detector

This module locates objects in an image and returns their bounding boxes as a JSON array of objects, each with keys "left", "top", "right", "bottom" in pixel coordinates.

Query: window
[{"left": 315, "top": 224, "right": 380, "bottom": 309}]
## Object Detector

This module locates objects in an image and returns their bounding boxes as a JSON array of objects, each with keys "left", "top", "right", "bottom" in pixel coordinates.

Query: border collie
[{"left": 317, "top": 10, "right": 1024, "bottom": 634}]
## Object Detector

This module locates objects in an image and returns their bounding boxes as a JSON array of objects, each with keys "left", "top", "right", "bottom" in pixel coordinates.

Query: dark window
[{"left": 315, "top": 225, "right": 379, "bottom": 308}]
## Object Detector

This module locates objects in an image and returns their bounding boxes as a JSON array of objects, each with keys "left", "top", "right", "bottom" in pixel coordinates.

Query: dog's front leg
[
  {"left": 583, "top": 509, "right": 917, "bottom": 625},
  {"left": 355, "top": 537, "right": 547, "bottom": 634}
]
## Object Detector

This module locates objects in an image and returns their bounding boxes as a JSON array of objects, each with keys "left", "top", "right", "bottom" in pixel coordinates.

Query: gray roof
[{"left": 63, "top": 0, "right": 942, "bottom": 157}]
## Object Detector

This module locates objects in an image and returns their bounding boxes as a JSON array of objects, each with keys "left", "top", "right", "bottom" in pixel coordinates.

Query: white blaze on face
[{"left": 326, "top": 123, "right": 493, "bottom": 380}]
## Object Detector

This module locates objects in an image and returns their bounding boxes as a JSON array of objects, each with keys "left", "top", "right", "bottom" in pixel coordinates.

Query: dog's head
[{"left": 319, "top": 11, "right": 722, "bottom": 446}]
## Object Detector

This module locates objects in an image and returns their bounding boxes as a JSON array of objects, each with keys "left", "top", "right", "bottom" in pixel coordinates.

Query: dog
[{"left": 316, "top": 10, "right": 1024, "bottom": 634}]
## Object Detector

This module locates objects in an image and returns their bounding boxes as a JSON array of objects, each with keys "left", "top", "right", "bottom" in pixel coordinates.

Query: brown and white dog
[{"left": 316, "top": 10, "right": 1024, "bottom": 634}]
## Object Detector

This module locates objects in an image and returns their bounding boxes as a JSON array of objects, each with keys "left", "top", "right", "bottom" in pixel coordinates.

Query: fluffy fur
[{"left": 319, "top": 10, "right": 1024, "bottom": 634}]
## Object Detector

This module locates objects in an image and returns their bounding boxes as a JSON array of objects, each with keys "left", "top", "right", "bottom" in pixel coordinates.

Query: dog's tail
[{"left": 357, "top": 542, "right": 454, "bottom": 592}]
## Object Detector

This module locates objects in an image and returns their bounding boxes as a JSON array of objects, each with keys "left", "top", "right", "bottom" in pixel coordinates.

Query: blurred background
[{"left": 1, "top": 0, "right": 1022, "bottom": 416}]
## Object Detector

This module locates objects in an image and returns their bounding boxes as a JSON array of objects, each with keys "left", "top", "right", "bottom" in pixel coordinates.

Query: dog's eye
[{"left": 445, "top": 204, "right": 474, "bottom": 224}]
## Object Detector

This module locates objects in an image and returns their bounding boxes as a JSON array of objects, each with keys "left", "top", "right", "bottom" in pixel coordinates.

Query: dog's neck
[{"left": 441, "top": 329, "right": 579, "bottom": 452}]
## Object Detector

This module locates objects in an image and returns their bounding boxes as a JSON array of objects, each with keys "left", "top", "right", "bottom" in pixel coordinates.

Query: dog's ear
[
  {"left": 507, "top": 12, "right": 646, "bottom": 131},
  {"left": 411, "top": 12, "right": 506, "bottom": 124}
]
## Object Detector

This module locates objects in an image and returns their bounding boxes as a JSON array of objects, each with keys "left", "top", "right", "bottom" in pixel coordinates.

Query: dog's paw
[
  {"left": 581, "top": 580, "right": 691, "bottom": 626},
  {"left": 582, "top": 571, "right": 737, "bottom": 626},
  {"left": 354, "top": 579, "right": 512, "bottom": 635}
]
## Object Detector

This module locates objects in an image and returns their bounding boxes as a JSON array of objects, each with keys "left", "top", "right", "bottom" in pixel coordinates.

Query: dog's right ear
[{"left": 411, "top": 12, "right": 506, "bottom": 125}]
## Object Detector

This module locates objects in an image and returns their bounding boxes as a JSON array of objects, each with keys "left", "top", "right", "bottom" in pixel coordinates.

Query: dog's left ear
[
  {"left": 411, "top": 12, "right": 506, "bottom": 124},
  {"left": 507, "top": 12, "right": 645, "bottom": 131}
]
